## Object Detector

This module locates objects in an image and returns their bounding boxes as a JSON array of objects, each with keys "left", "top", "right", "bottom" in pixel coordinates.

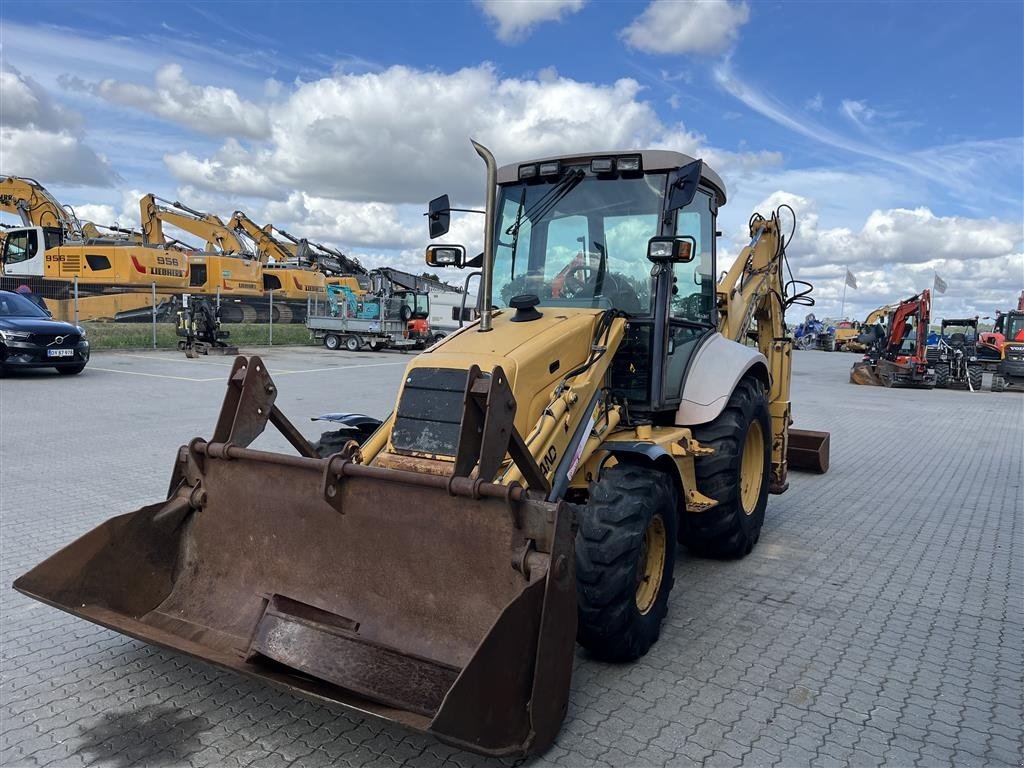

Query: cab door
[{"left": 1, "top": 227, "right": 45, "bottom": 276}]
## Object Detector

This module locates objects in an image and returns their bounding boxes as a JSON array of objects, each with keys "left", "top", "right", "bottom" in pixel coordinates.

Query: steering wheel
[{"left": 560, "top": 263, "right": 596, "bottom": 299}]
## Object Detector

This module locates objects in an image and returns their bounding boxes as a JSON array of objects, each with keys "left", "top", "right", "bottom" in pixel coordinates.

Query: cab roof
[{"left": 496, "top": 150, "right": 727, "bottom": 205}]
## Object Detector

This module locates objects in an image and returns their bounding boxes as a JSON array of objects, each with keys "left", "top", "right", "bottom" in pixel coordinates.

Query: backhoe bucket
[
  {"left": 850, "top": 359, "right": 881, "bottom": 385},
  {"left": 14, "top": 357, "right": 577, "bottom": 757},
  {"left": 787, "top": 429, "right": 830, "bottom": 473}
]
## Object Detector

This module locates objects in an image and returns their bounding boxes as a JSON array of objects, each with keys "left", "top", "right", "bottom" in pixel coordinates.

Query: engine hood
[{"left": 397, "top": 307, "right": 607, "bottom": 442}]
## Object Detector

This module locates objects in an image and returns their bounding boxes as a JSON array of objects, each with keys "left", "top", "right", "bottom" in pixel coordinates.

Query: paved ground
[{"left": 1, "top": 346, "right": 1021, "bottom": 768}]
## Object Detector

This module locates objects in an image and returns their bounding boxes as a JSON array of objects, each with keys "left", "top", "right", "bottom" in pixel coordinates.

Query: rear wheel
[
  {"left": 323, "top": 334, "right": 341, "bottom": 350},
  {"left": 575, "top": 464, "right": 678, "bottom": 662},
  {"left": 968, "top": 365, "right": 983, "bottom": 391},
  {"left": 934, "top": 363, "right": 949, "bottom": 388},
  {"left": 683, "top": 377, "right": 770, "bottom": 558}
]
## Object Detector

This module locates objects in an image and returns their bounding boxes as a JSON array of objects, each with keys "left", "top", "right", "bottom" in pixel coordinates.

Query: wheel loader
[{"left": 14, "top": 145, "right": 830, "bottom": 757}]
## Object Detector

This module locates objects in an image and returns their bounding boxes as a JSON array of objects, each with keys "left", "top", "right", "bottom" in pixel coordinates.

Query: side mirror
[
  {"left": 666, "top": 159, "right": 703, "bottom": 212},
  {"left": 647, "top": 235, "right": 697, "bottom": 264},
  {"left": 425, "top": 243, "right": 466, "bottom": 268},
  {"left": 427, "top": 195, "right": 451, "bottom": 238}
]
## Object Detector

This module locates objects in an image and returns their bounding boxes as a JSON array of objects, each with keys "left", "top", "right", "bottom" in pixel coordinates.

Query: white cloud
[
  {"left": 740, "top": 190, "right": 1024, "bottom": 319},
  {"left": 475, "top": 0, "right": 586, "bottom": 44},
  {"left": 262, "top": 192, "right": 422, "bottom": 250},
  {"left": 68, "top": 64, "right": 271, "bottom": 139},
  {"left": 840, "top": 99, "right": 875, "bottom": 129},
  {"left": 713, "top": 59, "right": 1024, "bottom": 216},
  {"left": 156, "top": 64, "right": 778, "bottom": 206},
  {"left": 805, "top": 93, "right": 823, "bottom": 112},
  {"left": 622, "top": 0, "right": 750, "bottom": 56},
  {"left": 0, "top": 66, "right": 116, "bottom": 186}
]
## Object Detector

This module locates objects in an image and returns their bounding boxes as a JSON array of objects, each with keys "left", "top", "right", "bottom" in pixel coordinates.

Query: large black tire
[
  {"left": 968, "top": 365, "right": 983, "bottom": 391},
  {"left": 575, "top": 464, "right": 678, "bottom": 662},
  {"left": 934, "top": 363, "right": 949, "bottom": 388},
  {"left": 992, "top": 375, "right": 1005, "bottom": 393},
  {"left": 683, "top": 377, "right": 771, "bottom": 558}
]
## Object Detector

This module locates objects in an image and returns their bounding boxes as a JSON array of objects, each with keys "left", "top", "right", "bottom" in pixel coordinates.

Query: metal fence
[{"left": 11, "top": 279, "right": 311, "bottom": 350}]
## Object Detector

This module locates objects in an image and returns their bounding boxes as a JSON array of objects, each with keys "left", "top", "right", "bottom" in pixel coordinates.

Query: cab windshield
[
  {"left": 1006, "top": 315, "right": 1024, "bottom": 341},
  {"left": 492, "top": 173, "right": 667, "bottom": 316}
]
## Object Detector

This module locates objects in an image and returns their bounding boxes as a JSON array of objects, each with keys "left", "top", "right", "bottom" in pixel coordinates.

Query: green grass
[{"left": 83, "top": 322, "right": 316, "bottom": 350}]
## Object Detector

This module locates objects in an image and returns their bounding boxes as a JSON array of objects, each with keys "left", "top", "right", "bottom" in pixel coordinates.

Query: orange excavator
[
  {"left": 850, "top": 290, "right": 935, "bottom": 387},
  {"left": 991, "top": 290, "right": 1024, "bottom": 392}
]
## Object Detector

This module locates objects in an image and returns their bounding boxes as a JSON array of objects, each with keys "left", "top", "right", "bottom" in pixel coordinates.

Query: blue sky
[{"left": 1, "top": 0, "right": 1021, "bottom": 318}]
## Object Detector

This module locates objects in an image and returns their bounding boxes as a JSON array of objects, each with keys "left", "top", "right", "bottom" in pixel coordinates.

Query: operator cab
[
  {"left": 426, "top": 150, "right": 727, "bottom": 417},
  {"left": 1, "top": 226, "right": 61, "bottom": 277}
]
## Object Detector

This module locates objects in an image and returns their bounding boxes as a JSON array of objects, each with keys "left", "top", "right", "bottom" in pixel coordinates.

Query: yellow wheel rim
[
  {"left": 740, "top": 420, "right": 765, "bottom": 515},
  {"left": 635, "top": 515, "right": 667, "bottom": 615}
]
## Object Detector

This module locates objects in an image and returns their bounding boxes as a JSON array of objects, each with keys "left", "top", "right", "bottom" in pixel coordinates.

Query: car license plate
[{"left": 47, "top": 349, "right": 74, "bottom": 358}]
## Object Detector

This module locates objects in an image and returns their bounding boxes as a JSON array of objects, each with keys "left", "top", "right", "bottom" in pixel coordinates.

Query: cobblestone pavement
[{"left": 2, "top": 347, "right": 1022, "bottom": 767}]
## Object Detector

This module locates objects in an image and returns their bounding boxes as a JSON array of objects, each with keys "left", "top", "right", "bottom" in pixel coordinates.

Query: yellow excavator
[
  {"left": 0, "top": 176, "right": 190, "bottom": 320},
  {"left": 841, "top": 302, "right": 900, "bottom": 353},
  {"left": 15, "top": 144, "right": 830, "bottom": 757},
  {"left": 139, "top": 195, "right": 264, "bottom": 304},
  {"left": 226, "top": 210, "right": 328, "bottom": 307}
]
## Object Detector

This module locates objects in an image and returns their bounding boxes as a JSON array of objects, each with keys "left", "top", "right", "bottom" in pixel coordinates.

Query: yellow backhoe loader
[{"left": 15, "top": 145, "right": 830, "bottom": 757}]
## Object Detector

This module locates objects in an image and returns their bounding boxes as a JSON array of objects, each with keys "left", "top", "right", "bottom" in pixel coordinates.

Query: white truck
[{"left": 427, "top": 289, "right": 477, "bottom": 341}]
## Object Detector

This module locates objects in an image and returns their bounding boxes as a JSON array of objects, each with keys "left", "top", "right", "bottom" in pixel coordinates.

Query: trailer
[{"left": 306, "top": 288, "right": 429, "bottom": 351}]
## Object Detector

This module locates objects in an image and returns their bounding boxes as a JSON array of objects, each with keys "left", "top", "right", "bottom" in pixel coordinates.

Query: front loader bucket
[
  {"left": 14, "top": 358, "right": 576, "bottom": 757},
  {"left": 850, "top": 360, "right": 881, "bottom": 385}
]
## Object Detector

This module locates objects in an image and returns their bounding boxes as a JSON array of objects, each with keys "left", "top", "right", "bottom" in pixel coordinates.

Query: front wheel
[
  {"left": 575, "top": 464, "right": 678, "bottom": 662},
  {"left": 323, "top": 334, "right": 341, "bottom": 350},
  {"left": 683, "top": 377, "right": 771, "bottom": 558},
  {"left": 968, "top": 365, "right": 983, "bottom": 391},
  {"left": 345, "top": 335, "right": 361, "bottom": 352},
  {"left": 934, "top": 363, "right": 949, "bottom": 388}
]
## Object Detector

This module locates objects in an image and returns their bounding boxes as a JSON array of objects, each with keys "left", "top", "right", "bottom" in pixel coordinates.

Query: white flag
[
  {"left": 845, "top": 269, "right": 858, "bottom": 289},
  {"left": 933, "top": 273, "right": 948, "bottom": 294}
]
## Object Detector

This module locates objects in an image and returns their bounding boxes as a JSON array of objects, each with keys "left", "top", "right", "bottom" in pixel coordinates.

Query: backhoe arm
[{"left": 715, "top": 213, "right": 798, "bottom": 490}]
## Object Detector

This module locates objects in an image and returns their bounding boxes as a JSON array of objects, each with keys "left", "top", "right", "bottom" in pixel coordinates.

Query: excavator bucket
[
  {"left": 850, "top": 359, "right": 882, "bottom": 385},
  {"left": 13, "top": 357, "right": 577, "bottom": 757}
]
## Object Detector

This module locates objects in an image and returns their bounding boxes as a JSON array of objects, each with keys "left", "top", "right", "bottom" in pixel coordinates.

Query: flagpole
[{"left": 840, "top": 265, "right": 848, "bottom": 319}]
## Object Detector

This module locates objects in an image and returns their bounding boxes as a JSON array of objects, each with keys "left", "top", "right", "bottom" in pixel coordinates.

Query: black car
[{"left": 0, "top": 290, "right": 90, "bottom": 375}]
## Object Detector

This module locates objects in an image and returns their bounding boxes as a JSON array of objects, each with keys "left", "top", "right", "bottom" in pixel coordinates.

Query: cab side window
[{"left": 3, "top": 230, "right": 39, "bottom": 265}]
